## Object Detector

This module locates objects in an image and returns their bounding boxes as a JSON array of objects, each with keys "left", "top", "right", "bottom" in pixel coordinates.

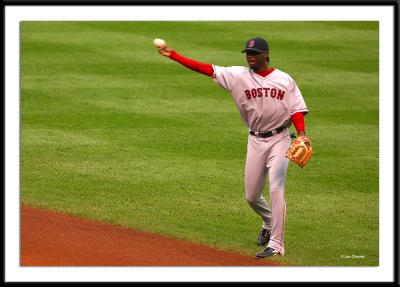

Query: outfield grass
[{"left": 21, "top": 21, "right": 379, "bottom": 266}]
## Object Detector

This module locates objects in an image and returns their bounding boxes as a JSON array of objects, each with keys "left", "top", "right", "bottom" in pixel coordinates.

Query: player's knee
[
  {"left": 269, "top": 181, "right": 285, "bottom": 194},
  {"left": 245, "top": 193, "right": 259, "bottom": 204}
]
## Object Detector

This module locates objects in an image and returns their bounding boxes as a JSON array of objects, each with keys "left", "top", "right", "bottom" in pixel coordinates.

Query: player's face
[{"left": 246, "top": 51, "right": 268, "bottom": 70}]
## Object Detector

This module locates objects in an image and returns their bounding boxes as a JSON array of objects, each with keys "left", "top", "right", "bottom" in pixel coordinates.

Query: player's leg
[
  {"left": 265, "top": 132, "right": 291, "bottom": 255},
  {"left": 245, "top": 135, "right": 271, "bottom": 230}
]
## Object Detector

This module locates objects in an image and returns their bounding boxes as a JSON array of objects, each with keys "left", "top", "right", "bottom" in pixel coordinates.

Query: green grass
[{"left": 21, "top": 21, "right": 379, "bottom": 266}]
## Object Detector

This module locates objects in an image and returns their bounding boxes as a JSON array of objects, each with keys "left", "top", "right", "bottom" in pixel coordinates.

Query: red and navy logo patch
[{"left": 248, "top": 40, "right": 255, "bottom": 48}]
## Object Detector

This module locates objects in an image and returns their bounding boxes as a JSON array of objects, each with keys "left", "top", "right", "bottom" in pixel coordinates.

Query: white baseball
[{"left": 153, "top": 38, "right": 166, "bottom": 48}]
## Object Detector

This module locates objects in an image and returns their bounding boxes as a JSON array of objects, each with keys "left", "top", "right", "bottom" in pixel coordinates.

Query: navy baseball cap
[{"left": 241, "top": 37, "right": 269, "bottom": 53}]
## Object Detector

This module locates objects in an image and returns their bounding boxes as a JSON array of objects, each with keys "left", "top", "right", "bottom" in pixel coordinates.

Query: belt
[{"left": 249, "top": 126, "right": 286, "bottom": 138}]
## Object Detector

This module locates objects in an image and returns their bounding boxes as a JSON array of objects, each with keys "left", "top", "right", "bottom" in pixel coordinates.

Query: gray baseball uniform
[{"left": 212, "top": 65, "right": 308, "bottom": 255}]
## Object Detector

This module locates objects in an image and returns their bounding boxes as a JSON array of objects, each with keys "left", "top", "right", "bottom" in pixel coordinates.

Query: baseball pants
[{"left": 244, "top": 128, "right": 291, "bottom": 255}]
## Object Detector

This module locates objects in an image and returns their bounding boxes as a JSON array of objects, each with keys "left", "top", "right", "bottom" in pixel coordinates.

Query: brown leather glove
[{"left": 286, "top": 135, "right": 313, "bottom": 168}]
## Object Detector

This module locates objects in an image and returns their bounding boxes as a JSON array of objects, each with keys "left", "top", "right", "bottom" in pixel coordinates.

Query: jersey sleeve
[
  {"left": 288, "top": 76, "right": 308, "bottom": 115},
  {"left": 169, "top": 51, "right": 214, "bottom": 77},
  {"left": 212, "top": 65, "right": 241, "bottom": 92}
]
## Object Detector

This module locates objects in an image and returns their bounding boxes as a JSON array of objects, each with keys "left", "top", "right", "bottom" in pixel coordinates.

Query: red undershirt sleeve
[
  {"left": 169, "top": 51, "right": 214, "bottom": 77},
  {"left": 290, "top": 112, "right": 305, "bottom": 134}
]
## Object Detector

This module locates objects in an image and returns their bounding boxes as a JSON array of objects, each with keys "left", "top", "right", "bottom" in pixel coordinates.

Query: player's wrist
[
  {"left": 298, "top": 130, "right": 306, "bottom": 136},
  {"left": 169, "top": 50, "right": 177, "bottom": 59}
]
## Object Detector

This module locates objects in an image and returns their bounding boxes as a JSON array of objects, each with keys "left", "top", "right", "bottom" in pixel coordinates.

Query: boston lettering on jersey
[{"left": 244, "top": 88, "right": 285, "bottom": 100}]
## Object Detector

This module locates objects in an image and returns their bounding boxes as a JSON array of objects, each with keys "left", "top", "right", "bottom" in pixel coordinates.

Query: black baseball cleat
[
  {"left": 257, "top": 228, "right": 271, "bottom": 246},
  {"left": 255, "top": 247, "right": 281, "bottom": 259}
]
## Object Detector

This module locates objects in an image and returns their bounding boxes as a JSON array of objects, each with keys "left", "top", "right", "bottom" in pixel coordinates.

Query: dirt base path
[{"left": 21, "top": 205, "right": 280, "bottom": 266}]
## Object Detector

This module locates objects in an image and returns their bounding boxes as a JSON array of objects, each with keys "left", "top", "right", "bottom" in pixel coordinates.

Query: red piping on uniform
[{"left": 169, "top": 51, "right": 214, "bottom": 77}]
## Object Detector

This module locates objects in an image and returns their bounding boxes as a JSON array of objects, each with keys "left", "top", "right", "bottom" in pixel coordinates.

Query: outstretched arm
[{"left": 157, "top": 45, "right": 214, "bottom": 77}]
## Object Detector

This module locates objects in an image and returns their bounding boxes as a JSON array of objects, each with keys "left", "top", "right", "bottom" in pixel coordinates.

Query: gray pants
[{"left": 244, "top": 129, "right": 290, "bottom": 255}]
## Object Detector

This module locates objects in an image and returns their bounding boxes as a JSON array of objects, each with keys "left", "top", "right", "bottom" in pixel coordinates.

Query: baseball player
[{"left": 156, "top": 37, "right": 310, "bottom": 258}]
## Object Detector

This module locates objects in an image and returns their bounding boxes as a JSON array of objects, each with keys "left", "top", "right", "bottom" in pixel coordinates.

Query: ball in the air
[{"left": 153, "top": 38, "right": 166, "bottom": 48}]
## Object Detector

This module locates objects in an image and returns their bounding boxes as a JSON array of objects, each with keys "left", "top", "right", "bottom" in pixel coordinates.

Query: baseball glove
[{"left": 286, "top": 135, "right": 313, "bottom": 168}]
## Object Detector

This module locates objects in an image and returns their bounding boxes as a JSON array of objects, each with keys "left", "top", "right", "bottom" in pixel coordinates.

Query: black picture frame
[{"left": 4, "top": 1, "right": 398, "bottom": 284}]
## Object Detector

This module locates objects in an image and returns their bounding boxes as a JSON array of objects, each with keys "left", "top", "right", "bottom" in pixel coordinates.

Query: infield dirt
[{"left": 21, "top": 205, "right": 281, "bottom": 266}]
